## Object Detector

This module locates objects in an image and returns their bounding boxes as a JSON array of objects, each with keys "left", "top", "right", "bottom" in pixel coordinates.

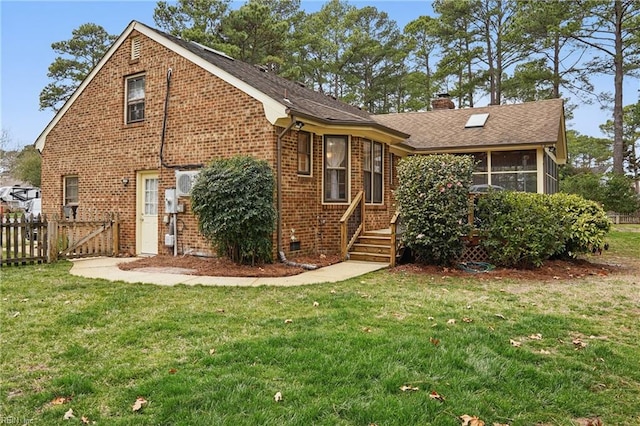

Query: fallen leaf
[
  {"left": 64, "top": 300, "right": 71, "bottom": 305},
  {"left": 284, "top": 319, "right": 293, "bottom": 324},
  {"left": 429, "top": 391, "right": 445, "bottom": 402},
  {"left": 575, "top": 417, "right": 603, "bottom": 426},
  {"left": 12, "top": 312, "right": 20, "bottom": 318},
  {"left": 216, "top": 308, "right": 225, "bottom": 313},
  {"left": 362, "top": 327, "right": 372, "bottom": 333},
  {"left": 274, "top": 391, "right": 283, "bottom": 402},
  {"left": 81, "top": 416, "right": 90, "bottom": 424},
  {"left": 447, "top": 319, "right": 456, "bottom": 325},
  {"left": 21, "top": 298, "right": 29, "bottom": 302},
  {"left": 509, "top": 339, "right": 522, "bottom": 348},
  {"left": 492, "top": 423, "right": 510, "bottom": 426},
  {"left": 313, "top": 301, "right": 319, "bottom": 307},
  {"left": 330, "top": 290, "right": 336, "bottom": 294},
  {"left": 400, "top": 385, "right": 419, "bottom": 392},
  {"left": 462, "top": 317, "right": 473, "bottom": 323},
  {"left": 132, "top": 397, "right": 147, "bottom": 412},
  {"left": 63, "top": 408, "right": 75, "bottom": 420},
  {"left": 169, "top": 368, "right": 177, "bottom": 374},
  {"left": 539, "top": 349, "right": 551, "bottom": 355},
  {"left": 51, "top": 396, "right": 72, "bottom": 405},
  {"left": 429, "top": 337, "right": 440, "bottom": 346},
  {"left": 209, "top": 348, "right": 216, "bottom": 355},
  {"left": 572, "top": 338, "right": 588, "bottom": 349},
  {"left": 459, "top": 414, "right": 485, "bottom": 426},
  {"left": 427, "top": 316, "right": 435, "bottom": 321},
  {"left": 529, "top": 333, "right": 543, "bottom": 340},
  {"left": 495, "top": 314, "right": 506, "bottom": 320}
]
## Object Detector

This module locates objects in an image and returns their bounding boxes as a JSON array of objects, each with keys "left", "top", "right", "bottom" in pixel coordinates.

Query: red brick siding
[{"left": 40, "top": 31, "right": 396, "bottom": 258}]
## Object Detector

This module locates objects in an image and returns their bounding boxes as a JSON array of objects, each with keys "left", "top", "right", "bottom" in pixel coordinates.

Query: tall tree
[
  {"left": 12, "top": 146, "right": 42, "bottom": 187},
  {"left": 39, "top": 23, "right": 116, "bottom": 112},
  {"left": 569, "top": 0, "right": 640, "bottom": 174},
  {"left": 153, "top": 0, "right": 230, "bottom": 48},
  {"left": 600, "top": 102, "right": 640, "bottom": 191},
  {"left": 341, "top": 6, "right": 405, "bottom": 113},
  {"left": 292, "top": 0, "right": 356, "bottom": 98},
  {"left": 218, "top": 0, "right": 300, "bottom": 68},
  {"left": 404, "top": 16, "right": 443, "bottom": 110},
  {"left": 566, "top": 129, "right": 612, "bottom": 173},
  {"left": 433, "top": 0, "right": 485, "bottom": 107},
  {"left": 470, "top": 0, "right": 533, "bottom": 105}
]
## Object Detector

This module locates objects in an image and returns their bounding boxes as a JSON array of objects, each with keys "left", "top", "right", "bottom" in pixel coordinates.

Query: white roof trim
[{"left": 35, "top": 21, "right": 287, "bottom": 152}]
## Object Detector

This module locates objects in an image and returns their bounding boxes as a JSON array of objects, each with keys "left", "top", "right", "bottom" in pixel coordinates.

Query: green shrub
[
  {"left": 477, "top": 191, "right": 566, "bottom": 268},
  {"left": 395, "top": 154, "right": 474, "bottom": 265},
  {"left": 549, "top": 193, "right": 612, "bottom": 258},
  {"left": 190, "top": 156, "right": 276, "bottom": 265}
]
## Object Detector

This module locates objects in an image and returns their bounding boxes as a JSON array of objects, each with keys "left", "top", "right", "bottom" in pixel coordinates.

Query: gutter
[{"left": 276, "top": 117, "right": 317, "bottom": 270}]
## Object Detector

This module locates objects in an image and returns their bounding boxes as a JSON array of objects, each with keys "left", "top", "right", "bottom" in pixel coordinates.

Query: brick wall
[{"left": 40, "top": 30, "right": 397, "bottom": 259}]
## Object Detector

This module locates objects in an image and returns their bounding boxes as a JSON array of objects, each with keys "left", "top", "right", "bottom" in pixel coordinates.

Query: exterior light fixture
[
  {"left": 121, "top": 178, "right": 129, "bottom": 186},
  {"left": 294, "top": 121, "right": 304, "bottom": 130}
]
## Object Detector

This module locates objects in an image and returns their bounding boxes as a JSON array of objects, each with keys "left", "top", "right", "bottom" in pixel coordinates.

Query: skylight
[{"left": 465, "top": 113, "right": 489, "bottom": 128}]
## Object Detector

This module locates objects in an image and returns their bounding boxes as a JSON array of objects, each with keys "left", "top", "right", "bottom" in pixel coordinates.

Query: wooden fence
[
  {"left": 1, "top": 212, "right": 119, "bottom": 266},
  {"left": 0, "top": 214, "right": 48, "bottom": 266},
  {"left": 607, "top": 212, "right": 640, "bottom": 224}
]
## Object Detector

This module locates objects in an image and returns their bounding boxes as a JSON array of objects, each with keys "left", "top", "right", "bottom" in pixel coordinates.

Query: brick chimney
[{"left": 431, "top": 93, "right": 455, "bottom": 110}]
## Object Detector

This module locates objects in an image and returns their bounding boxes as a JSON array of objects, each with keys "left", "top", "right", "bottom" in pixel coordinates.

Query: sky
[{"left": 1, "top": 0, "right": 639, "bottom": 149}]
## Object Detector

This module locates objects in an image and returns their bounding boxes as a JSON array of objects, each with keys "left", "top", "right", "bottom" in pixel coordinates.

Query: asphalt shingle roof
[
  {"left": 373, "top": 98, "right": 565, "bottom": 151},
  {"left": 146, "top": 24, "right": 405, "bottom": 135}
]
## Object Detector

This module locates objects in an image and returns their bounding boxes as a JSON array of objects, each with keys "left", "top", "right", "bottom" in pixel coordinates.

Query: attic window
[
  {"left": 131, "top": 37, "right": 141, "bottom": 60},
  {"left": 465, "top": 113, "right": 489, "bottom": 128}
]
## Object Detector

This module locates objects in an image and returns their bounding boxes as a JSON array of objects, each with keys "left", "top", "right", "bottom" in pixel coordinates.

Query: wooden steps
[{"left": 348, "top": 231, "right": 392, "bottom": 263}]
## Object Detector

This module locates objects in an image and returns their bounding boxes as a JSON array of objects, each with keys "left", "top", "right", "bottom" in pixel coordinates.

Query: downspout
[{"left": 276, "top": 117, "right": 317, "bottom": 270}]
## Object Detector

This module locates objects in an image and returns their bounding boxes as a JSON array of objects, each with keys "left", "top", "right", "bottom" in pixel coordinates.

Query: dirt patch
[{"left": 118, "top": 253, "right": 342, "bottom": 277}]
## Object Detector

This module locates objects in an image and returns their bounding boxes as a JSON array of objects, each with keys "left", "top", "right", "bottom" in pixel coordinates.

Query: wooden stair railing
[{"left": 339, "top": 190, "right": 365, "bottom": 260}]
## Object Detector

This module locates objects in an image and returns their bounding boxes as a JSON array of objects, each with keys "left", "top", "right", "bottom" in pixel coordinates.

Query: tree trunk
[{"left": 612, "top": 0, "right": 625, "bottom": 174}]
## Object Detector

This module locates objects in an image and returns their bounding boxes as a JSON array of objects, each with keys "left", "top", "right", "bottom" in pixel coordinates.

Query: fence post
[
  {"left": 112, "top": 214, "right": 119, "bottom": 256},
  {"left": 48, "top": 215, "right": 58, "bottom": 262}
]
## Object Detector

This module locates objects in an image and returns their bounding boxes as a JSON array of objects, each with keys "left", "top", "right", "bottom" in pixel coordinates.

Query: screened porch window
[
  {"left": 490, "top": 150, "right": 537, "bottom": 192},
  {"left": 324, "top": 136, "right": 348, "bottom": 202},
  {"left": 363, "top": 140, "right": 383, "bottom": 203}
]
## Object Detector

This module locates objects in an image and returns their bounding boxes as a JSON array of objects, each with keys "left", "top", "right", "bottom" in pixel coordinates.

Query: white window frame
[
  {"left": 64, "top": 176, "right": 79, "bottom": 206},
  {"left": 125, "top": 73, "right": 145, "bottom": 124}
]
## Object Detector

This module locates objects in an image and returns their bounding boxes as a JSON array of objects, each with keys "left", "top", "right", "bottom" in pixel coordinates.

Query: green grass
[{"left": 1, "top": 230, "right": 639, "bottom": 425}]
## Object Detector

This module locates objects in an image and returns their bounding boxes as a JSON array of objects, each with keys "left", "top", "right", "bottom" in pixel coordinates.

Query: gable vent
[
  {"left": 131, "top": 37, "right": 141, "bottom": 60},
  {"left": 175, "top": 170, "right": 200, "bottom": 197}
]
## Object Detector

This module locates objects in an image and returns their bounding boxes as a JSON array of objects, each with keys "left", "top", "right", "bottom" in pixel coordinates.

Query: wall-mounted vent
[
  {"left": 131, "top": 37, "right": 141, "bottom": 60},
  {"left": 175, "top": 170, "right": 200, "bottom": 197}
]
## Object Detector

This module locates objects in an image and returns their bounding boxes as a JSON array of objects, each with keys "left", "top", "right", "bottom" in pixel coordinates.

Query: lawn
[{"left": 1, "top": 228, "right": 639, "bottom": 425}]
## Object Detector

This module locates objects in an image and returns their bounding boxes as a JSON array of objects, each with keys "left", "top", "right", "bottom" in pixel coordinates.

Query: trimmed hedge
[
  {"left": 190, "top": 156, "right": 276, "bottom": 265},
  {"left": 395, "top": 154, "right": 474, "bottom": 265}
]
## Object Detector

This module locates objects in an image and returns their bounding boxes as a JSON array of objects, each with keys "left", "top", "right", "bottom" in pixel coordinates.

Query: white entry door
[{"left": 137, "top": 172, "right": 159, "bottom": 255}]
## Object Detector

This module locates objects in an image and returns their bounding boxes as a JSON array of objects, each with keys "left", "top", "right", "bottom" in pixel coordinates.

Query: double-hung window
[
  {"left": 324, "top": 136, "right": 348, "bottom": 202},
  {"left": 363, "top": 140, "right": 383, "bottom": 203},
  {"left": 126, "top": 74, "right": 145, "bottom": 123},
  {"left": 64, "top": 176, "right": 79, "bottom": 218},
  {"left": 297, "top": 131, "right": 311, "bottom": 176}
]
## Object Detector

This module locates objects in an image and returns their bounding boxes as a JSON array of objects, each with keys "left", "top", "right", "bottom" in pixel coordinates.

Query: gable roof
[
  {"left": 373, "top": 98, "right": 567, "bottom": 162},
  {"left": 35, "top": 21, "right": 406, "bottom": 151}
]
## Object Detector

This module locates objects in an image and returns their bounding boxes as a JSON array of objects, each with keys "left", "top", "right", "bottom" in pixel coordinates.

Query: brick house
[
  {"left": 35, "top": 21, "right": 567, "bottom": 262},
  {"left": 35, "top": 21, "right": 408, "bottom": 260}
]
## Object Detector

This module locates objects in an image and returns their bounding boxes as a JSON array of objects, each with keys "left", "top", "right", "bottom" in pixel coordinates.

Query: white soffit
[{"left": 465, "top": 113, "right": 489, "bottom": 128}]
